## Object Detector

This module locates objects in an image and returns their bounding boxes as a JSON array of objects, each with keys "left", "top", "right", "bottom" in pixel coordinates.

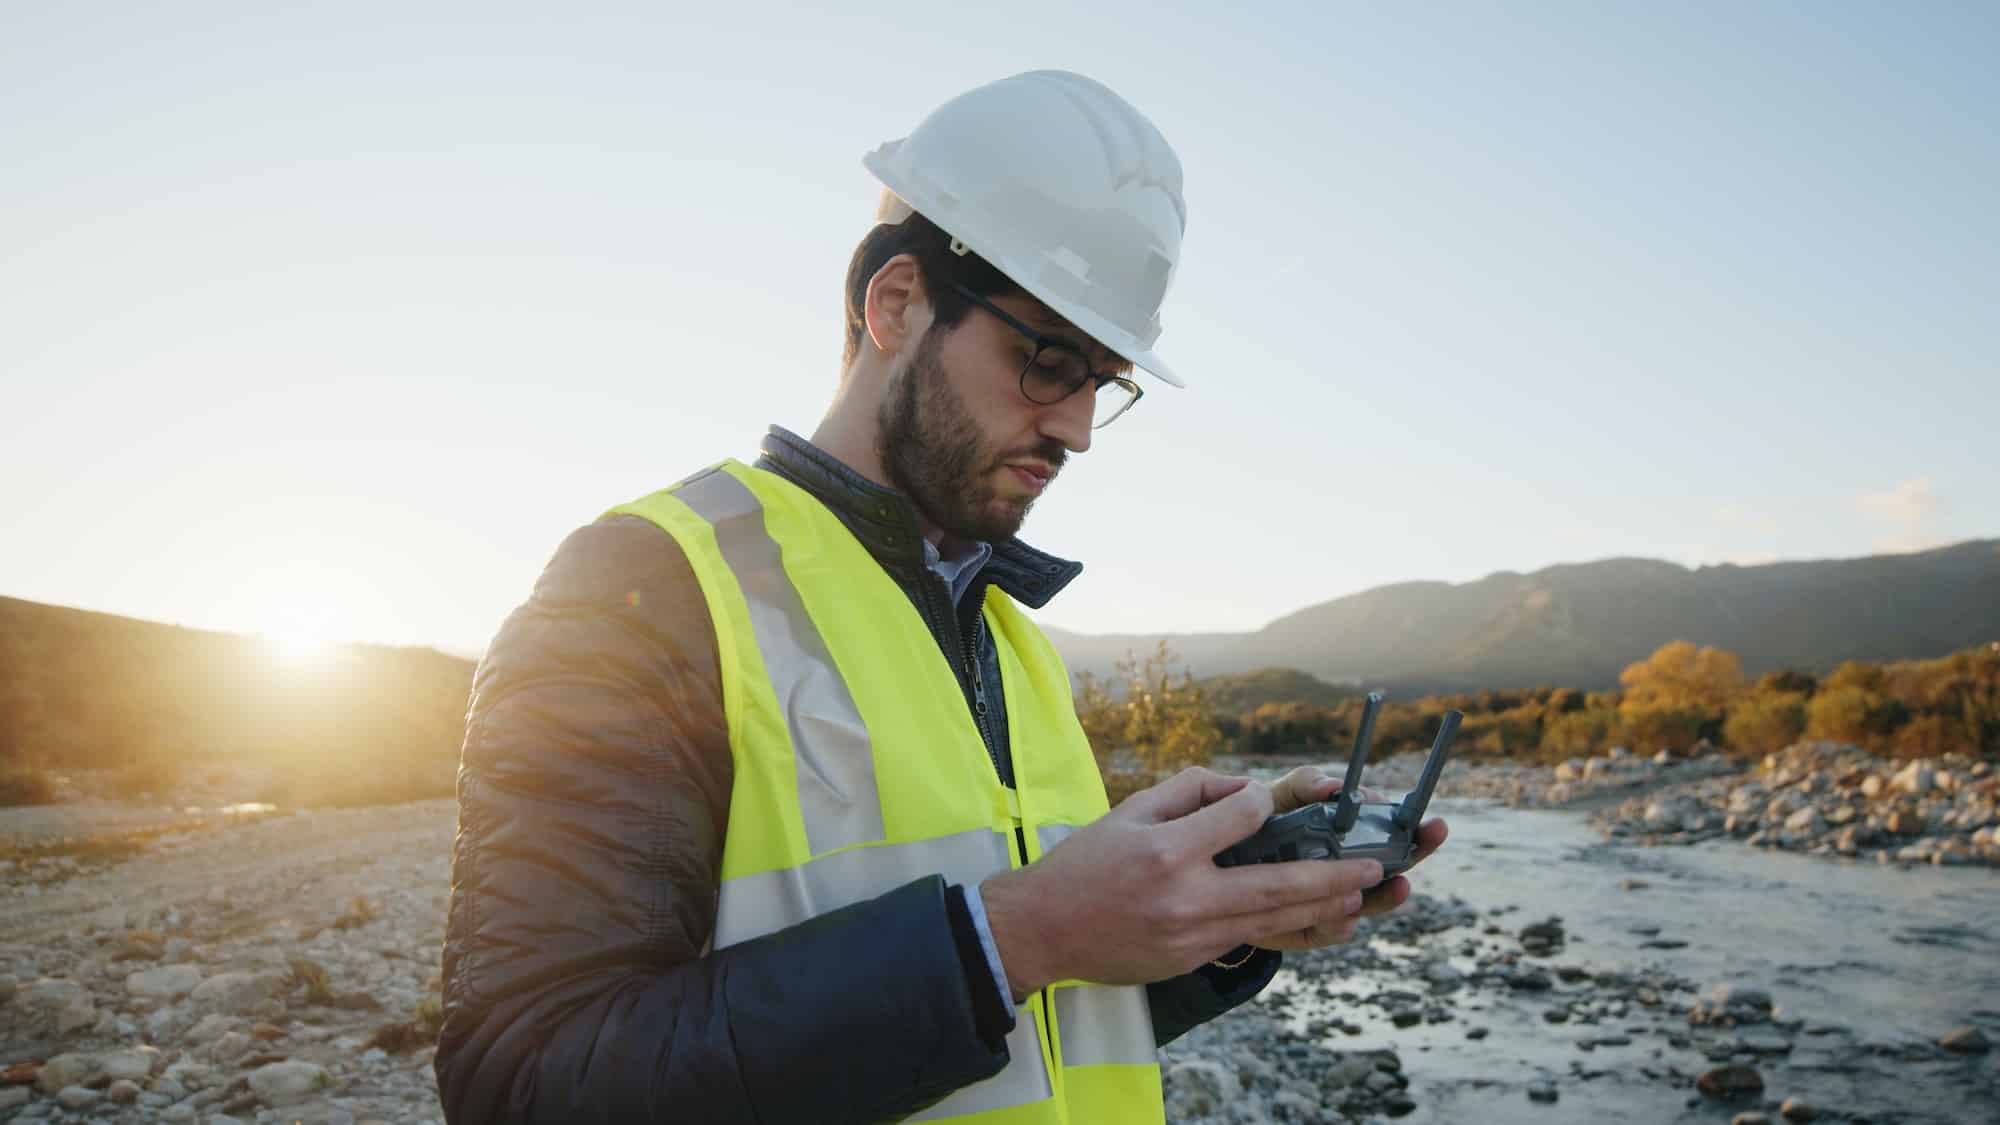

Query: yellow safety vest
[{"left": 608, "top": 460, "right": 1164, "bottom": 1124}]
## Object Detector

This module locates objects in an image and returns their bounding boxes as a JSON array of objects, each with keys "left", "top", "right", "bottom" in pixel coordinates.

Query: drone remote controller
[{"left": 1214, "top": 692, "right": 1460, "bottom": 883}]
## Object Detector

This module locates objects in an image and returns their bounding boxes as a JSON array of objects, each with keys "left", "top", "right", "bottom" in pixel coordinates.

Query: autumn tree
[
  {"left": 1075, "top": 640, "right": 1222, "bottom": 805},
  {"left": 1617, "top": 640, "right": 1743, "bottom": 752}
]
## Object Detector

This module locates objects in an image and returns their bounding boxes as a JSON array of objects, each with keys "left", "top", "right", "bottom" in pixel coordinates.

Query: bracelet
[{"left": 1209, "top": 945, "right": 1257, "bottom": 970}]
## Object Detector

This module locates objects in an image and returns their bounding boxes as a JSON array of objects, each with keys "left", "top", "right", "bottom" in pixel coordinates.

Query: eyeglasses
[{"left": 948, "top": 282, "right": 1143, "bottom": 429}]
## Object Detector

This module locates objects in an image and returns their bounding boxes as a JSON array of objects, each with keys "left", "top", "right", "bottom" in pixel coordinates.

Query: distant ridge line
[{"left": 1045, "top": 538, "right": 2000, "bottom": 694}]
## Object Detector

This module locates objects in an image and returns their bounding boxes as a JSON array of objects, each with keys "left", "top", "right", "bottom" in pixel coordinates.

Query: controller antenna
[
  {"left": 1394, "top": 710, "right": 1462, "bottom": 830},
  {"left": 1330, "top": 691, "right": 1384, "bottom": 833}
]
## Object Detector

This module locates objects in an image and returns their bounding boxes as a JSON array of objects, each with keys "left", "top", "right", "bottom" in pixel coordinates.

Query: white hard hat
[{"left": 863, "top": 70, "right": 1188, "bottom": 388}]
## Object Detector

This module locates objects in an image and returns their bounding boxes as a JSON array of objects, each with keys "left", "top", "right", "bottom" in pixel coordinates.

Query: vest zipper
[{"left": 926, "top": 570, "right": 1004, "bottom": 783}]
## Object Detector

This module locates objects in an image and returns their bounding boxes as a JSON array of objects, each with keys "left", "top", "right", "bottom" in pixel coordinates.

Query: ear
[{"left": 863, "top": 253, "right": 931, "bottom": 358}]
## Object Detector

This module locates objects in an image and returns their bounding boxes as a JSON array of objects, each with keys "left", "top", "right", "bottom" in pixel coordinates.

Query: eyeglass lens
[{"left": 1021, "top": 348, "right": 1137, "bottom": 428}]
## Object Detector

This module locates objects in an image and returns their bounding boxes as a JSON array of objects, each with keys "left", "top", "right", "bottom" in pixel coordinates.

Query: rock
[
  {"left": 189, "top": 971, "right": 285, "bottom": 1016},
  {"left": 1697, "top": 1064, "right": 1764, "bottom": 1100},
  {"left": 1730, "top": 1115, "right": 1772, "bottom": 1125},
  {"left": 99, "top": 1046, "right": 160, "bottom": 1082},
  {"left": 35, "top": 1052, "right": 97, "bottom": 1094},
  {"left": 162, "top": 1059, "right": 219, "bottom": 1091},
  {"left": 1885, "top": 808, "right": 1929, "bottom": 835},
  {"left": 204, "top": 1030, "right": 252, "bottom": 1062},
  {"left": 1893, "top": 762, "right": 1935, "bottom": 794},
  {"left": 1644, "top": 798, "right": 1686, "bottom": 830},
  {"left": 1163, "top": 1059, "right": 1231, "bottom": 1117},
  {"left": 1783, "top": 807, "right": 1824, "bottom": 834},
  {"left": 1322, "top": 1054, "right": 1377, "bottom": 1088},
  {"left": 1519, "top": 918, "right": 1565, "bottom": 955},
  {"left": 0, "top": 1086, "right": 27, "bottom": 1111},
  {"left": 1779, "top": 1096, "right": 1819, "bottom": 1120},
  {"left": 0, "top": 973, "right": 15, "bottom": 1005},
  {"left": 1526, "top": 1082, "right": 1558, "bottom": 1103},
  {"left": 16, "top": 976, "right": 86, "bottom": 1013},
  {"left": 1717, "top": 984, "right": 1773, "bottom": 1012},
  {"left": 1860, "top": 775, "right": 1886, "bottom": 799},
  {"left": 248, "top": 1059, "right": 331, "bottom": 1107},
  {"left": 184, "top": 1012, "right": 239, "bottom": 1044},
  {"left": 56, "top": 1084, "right": 103, "bottom": 1109},
  {"left": 1466, "top": 1027, "right": 1489, "bottom": 1040},
  {"left": 1939, "top": 1026, "right": 1990, "bottom": 1054},
  {"left": 127, "top": 963, "right": 204, "bottom": 999},
  {"left": 1505, "top": 967, "right": 1553, "bottom": 991},
  {"left": 108, "top": 1078, "right": 143, "bottom": 1104}
]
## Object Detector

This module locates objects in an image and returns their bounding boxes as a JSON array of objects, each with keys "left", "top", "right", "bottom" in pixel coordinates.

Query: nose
[{"left": 1038, "top": 382, "right": 1095, "bottom": 455}]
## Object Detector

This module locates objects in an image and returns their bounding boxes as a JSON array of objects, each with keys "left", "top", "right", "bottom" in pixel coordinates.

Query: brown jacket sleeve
[{"left": 434, "top": 517, "right": 1009, "bottom": 1123}]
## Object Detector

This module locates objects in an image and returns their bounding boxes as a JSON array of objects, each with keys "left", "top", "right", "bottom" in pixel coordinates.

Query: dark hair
[{"left": 840, "top": 211, "right": 1025, "bottom": 371}]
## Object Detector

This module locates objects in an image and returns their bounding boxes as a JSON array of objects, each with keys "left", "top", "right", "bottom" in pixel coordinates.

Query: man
[{"left": 435, "top": 70, "right": 1447, "bottom": 1124}]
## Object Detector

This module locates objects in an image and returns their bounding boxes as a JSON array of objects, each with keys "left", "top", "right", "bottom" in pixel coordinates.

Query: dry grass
[
  {"left": 364, "top": 990, "right": 446, "bottom": 1054},
  {"left": 286, "top": 958, "right": 336, "bottom": 1006},
  {"left": 333, "top": 895, "right": 384, "bottom": 931}
]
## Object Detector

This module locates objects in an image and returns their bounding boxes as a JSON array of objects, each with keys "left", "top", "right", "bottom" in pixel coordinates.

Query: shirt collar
[{"left": 752, "top": 425, "right": 1083, "bottom": 610}]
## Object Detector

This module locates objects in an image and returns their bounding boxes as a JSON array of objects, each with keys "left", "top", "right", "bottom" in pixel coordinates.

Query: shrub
[
  {"left": 1722, "top": 692, "right": 1807, "bottom": 755},
  {"left": 0, "top": 766, "right": 59, "bottom": 807},
  {"left": 1078, "top": 641, "right": 1221, "bottom": 805},
  {"left": 102, "top": 758, "right": 182, "bottom": 802}
]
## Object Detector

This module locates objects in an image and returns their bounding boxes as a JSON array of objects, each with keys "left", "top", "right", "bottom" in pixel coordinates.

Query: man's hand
[
  {"left": 1243, "top": 765, "right": 1451, "bottom": 951},
  {"left": 979, "top": 767, "right": 1385, "bottom": 1002}
]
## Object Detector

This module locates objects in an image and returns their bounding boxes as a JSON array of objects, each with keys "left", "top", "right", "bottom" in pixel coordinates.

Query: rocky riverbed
[
  {"left": 3, "top": 742, "right": 1996, "bottom": 1123},
  {"left": 2, "top": 801, "right": 453, "bottom": 1124}
]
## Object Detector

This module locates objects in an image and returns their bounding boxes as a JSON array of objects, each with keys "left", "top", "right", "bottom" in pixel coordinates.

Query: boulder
[
  {"left": 1893, "top": 762, "right": 1935, "bottom": 795},
  {"left": 34, "top": 1052, "right": 98, "bottom": 1094},
  {"left": 1939, "top": 1026, "right": 1990, "bottom": 1054},
  {"left": 248, "top": 1059, "right": 331, "bottom": 1107},
  {"left": 1697, "top": 1065, "right": 1764, "bottom": 1100},
  {"left": 126, "top": 964, "right": 203, "bottom": 999},
  {"left": 189, "top": 970, "right": 285, "bottom": 1016}
]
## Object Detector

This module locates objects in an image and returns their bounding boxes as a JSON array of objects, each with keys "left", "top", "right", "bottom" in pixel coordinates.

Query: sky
[{"left": 3, "top": 1, "right": 1995, "bottom": 659}]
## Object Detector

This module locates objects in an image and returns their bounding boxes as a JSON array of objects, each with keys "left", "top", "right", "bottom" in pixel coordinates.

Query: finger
[
  {"left": 1210, "top": 856, "right": 1382, "bottom": 917},
  {"left": 1269, "top": 766, "right": 1333, "bottom": 814},
  {"left": 1121, "top": 766, "right": 1250, "bottom": 825},
  {"left": 1247, "top": 909, "right": 1364, "bottom": 952},
  {"left": 1407, "top": 818, "right": 1449, "bottom": 866},
  {"left": 1217, "top": 885, "right": 1364, "bottom": 950},
  {"left": 1162, "top": 774, "right": 1274, "bottom": 853},
  {"left": 1358, "top": 875, "right": 1412, "bottom": 917}
]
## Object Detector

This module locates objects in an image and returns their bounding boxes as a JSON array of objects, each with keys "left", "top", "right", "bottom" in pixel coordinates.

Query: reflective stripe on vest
[{"left": 608, "top": 460, "right": 1162, "bottom": 1125}]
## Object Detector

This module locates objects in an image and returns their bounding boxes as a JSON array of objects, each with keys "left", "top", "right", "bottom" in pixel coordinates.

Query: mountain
[
  {"left": 1046, "top": 539, "right": 2000, "bottom": 695},
  {"left": 0, "top": 596, "right": 474, "bottom": 805}
]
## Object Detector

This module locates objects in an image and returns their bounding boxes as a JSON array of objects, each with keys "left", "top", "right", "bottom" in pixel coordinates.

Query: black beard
[{"left": 876, "top": 329, "right": 1064, "bottom": 544}]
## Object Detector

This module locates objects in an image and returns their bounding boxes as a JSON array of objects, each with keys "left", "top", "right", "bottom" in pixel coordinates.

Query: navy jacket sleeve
[{"left": 1146, "top": 948, "right": 1281, "bottom": 1047}]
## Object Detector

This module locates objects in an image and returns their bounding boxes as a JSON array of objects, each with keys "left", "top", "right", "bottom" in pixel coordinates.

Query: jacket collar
[{"left": 752, "top": 425, "right": 1084, "bottom": 611}]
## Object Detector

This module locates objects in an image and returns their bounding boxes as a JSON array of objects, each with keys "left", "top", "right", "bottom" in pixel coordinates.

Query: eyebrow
[{"left": 1021, "top": 311, "right": 1131, "bottom": 372}]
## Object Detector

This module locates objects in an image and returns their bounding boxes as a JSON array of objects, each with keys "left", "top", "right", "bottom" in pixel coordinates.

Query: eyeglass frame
[{"left": 945, "top": 281, "right": 1144, "bottom": 428}]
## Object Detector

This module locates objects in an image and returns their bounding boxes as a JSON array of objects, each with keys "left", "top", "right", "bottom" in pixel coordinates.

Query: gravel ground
[{"left": 3, "top": 741, "right": 1993, "bottom": 1123}]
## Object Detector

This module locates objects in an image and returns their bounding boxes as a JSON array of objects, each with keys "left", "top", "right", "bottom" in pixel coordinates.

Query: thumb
[
  {"left": 1160, "top": 776, "right": 1273, "bottom": 855},
  {"left": 1117, "top": 766, "right": 1250, "bottom": 825}
]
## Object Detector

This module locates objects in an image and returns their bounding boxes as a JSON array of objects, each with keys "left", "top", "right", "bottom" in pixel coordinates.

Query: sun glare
[{"left": 263, "top": 613, "right": 337, "bottom": 667}]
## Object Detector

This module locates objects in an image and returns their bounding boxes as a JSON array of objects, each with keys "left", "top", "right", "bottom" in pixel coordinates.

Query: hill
[
  {"left": 0, "top": 596, "right": 474, "bottom": 806},
  {"left": 1047, "top": 539, "right": 2000, "bottom": 694},
  {"left": 1196, "top": 668, "right": 1363, "bottom": 714}
]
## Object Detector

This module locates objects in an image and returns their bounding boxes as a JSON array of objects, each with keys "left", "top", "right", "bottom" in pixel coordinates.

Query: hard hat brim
[{"left": 1126, "top": 347, "right": 1184, "bottom": 389}]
